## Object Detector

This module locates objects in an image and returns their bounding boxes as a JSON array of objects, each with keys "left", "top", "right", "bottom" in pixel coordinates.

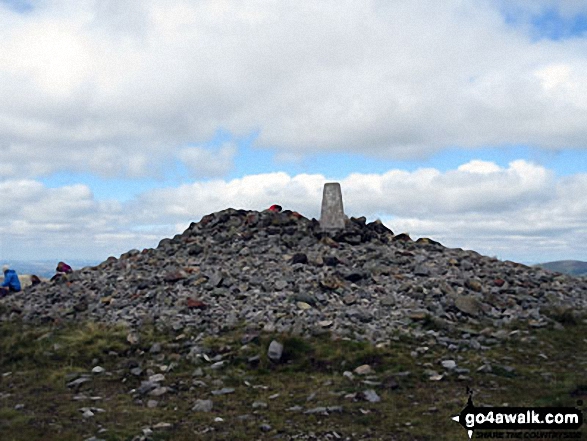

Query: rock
[
  {"left": 91, "top": 366, "right": 105, "bottom": 374},
  {"left": 362, "top": 390, "right": 381, "bottom": 403},
  {"left": 408, "top": 310, "right": 428, "bottom": 321},
  {"left": 192, "top": 399, "right": 213, "bottom": 412},
  {"left": 260, "top": 424, "right": 272, "bottom": 432},
  {"left": 3, "top": 205, "right": 586, "bottom": 355},
  {"left": 291, "top": 253, "right": 308, "bottom": 264},
  {"left": 67, "top": 377, "right": 90, "bottom": 389},
  {"left": 380, "top": 295, "right": 395, "bottom": 306},
  {"left": 354, "top": 365, "right": 374, "bottom": 375},
  {"left": 211, "top": 387, "right": 235, "bottom": 395},
  {"left": 414, "top": 264, "right": 430, "bottom": 276},
  {"left": 164, "top": 270, "right": 187, "bottom": 283},
  {"left": 210, "top": 361, "right": 226, "bottom": 370},
  {"left": 455, "top": 296, "right": 482, "bottom": 317},
  {"left": 441, "top": 360, "right": 457, "bottom": 370},
  {"left": 323, "top": 256, "right": 339, "bottom": 266},
  {"left": 149, "top": 374, "right": 165, "bottom": 383},
  {"left": 136, "top": 381, "right": 158, "bottom": 395},
  {"left": 130, "top": 367, "right": 143, "bottom": 376},
  {"left": 267, "top": 340, "right": 283, "bottom": 362},
  {"left": 149, "top": 387, "right": 168, "bottom": 397},
  {"left": 292, "top": 293, "right": 316, "bottom": 306},
  {"left": 343, "top": 371, "right": 354, "bottom": 381},
  {"left": 320, "top": 276, "right": 344, "bottom": 290},
  {"left": 186, "top": 298, "right": 207, "bottom": 310},
  {"left": 126, "top": 333, "right": 140, "bottom": 345},
  {"left": 393, "top": 233, "right": 412, "bottom": 242},
  {"left": 342, "top": 293, "right": 357, "bottom": 305},
  {"left": 465, "top": 279, "right": 482, "bottom": 292},
  {"left": 274, "top": 280, "right": 288, "bottom": 290},
  {"left": 493, "top": 278, "right": 505, "bottom": 287},
  {"left": 343, "top": 271, "right": 364, "bottom": 282},
  {"left": 304, "top": 406, "right": 344, "bottom": 414},
  {"left": 296, "top": 302, "right": 312, "bottom": 310}
]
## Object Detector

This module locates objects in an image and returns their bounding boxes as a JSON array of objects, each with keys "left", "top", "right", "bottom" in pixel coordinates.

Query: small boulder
[
  {"left": 192, "top": 399, "right": 213, "bottom": 412},
  {"left": 267, "top": 340, "right": 283, "bottom": 362}
]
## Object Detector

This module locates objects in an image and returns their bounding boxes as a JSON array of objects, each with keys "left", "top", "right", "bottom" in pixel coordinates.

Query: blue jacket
[{"left": 2, "top": 269, "right": 21, "bottom": 291}]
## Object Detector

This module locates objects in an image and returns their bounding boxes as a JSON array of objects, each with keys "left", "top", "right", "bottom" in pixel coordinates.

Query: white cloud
[
  {"left": 0, "top": 1, "right": 587, "bottom": 179},
  {"left": 457, "top": 160, "right": 503, "bottom": 174},
  {"left": 177, "top": 142, "right": 237, "bottom": 179},
  {"left": 0, "top": 179, "right": 135, "bottom": 260},
  {"left": 0, "top": 160, "right": 586, "bottom": 263},
  {"left": 116, "top": 159, "right": 587, "bottom": 263}
]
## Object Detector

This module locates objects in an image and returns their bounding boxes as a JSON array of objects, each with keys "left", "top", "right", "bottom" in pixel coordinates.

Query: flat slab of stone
[{"left": 320, "top": 183, "right": 345, "bottom": 232}]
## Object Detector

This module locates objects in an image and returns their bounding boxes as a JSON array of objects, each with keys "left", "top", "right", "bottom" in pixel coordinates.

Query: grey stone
[
  {"left": 211, "top": 387, "right": 235, "bottom": 395},
  {"left": 149, "top": 387, "right": 168, "bottom": 397},
  {"left": 267, "top": 340, "right": 283, "bottom": 362},
  {"left": 455, "top": 296, "right": 482, "bottom": 316},
  {"left": 67, "top": 377, "right": 90, "bottom": 389},
  {"left": 4, "top": 206, "right": 587, "bottom": 357},
  {"left": 192, "top": 399, "right": 213, "bottom": 412},
  {"left": 441, "top": 360, "right": 457, "bottom": 370},
  {"left": 363, "top": 389, "right": 381, "bottom": 403},
  {"left": 136, "top": 381, "right": 158, "bottom": 395},
  {"left": 149, "top": 373, "right": 165, "bottom": 383}
]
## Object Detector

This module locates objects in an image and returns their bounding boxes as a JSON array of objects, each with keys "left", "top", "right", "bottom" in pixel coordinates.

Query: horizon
[{"left": 1, "top": 1, "right": 587, "bottom": 265}]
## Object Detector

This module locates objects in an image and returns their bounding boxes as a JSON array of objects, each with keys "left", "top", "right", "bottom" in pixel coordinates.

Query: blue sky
[{"left": 1, "top": 0, "right": 587, "bottom": 266}]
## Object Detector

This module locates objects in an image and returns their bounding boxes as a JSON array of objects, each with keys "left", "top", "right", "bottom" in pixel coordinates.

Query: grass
[{"left": 0, "top": 315, "right": 586, "bottom": 440}]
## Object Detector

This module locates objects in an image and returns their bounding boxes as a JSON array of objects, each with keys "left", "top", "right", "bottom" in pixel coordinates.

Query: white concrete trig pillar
[{"left": 320, "top": 182, "right": 345, "bottom": 232}]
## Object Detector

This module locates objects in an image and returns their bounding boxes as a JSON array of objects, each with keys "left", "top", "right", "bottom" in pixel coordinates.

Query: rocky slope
[{"left": 2, "top": 208, "right": 586, "bottom": 347}]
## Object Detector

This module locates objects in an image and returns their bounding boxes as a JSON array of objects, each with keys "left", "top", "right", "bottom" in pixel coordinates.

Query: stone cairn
[{"left": 1, "top": 184, "right": 586, "bottom": 350}]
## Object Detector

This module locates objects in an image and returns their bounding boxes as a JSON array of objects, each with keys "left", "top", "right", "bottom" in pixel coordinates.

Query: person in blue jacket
[{"left": 0, "top": 265, "right": 21, "bottom": 297}]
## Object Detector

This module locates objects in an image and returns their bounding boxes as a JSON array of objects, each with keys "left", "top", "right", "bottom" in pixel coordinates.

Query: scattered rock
[
  {"left": 192, "top": 399, "right": 213, "bottom": 412},
  {"left": 455, "top": 296, "right": 482, "bottom": 317},
  {"left": 291, "top": 253, "right": 308, "bottom": 264},
  {"left": 267, "top": 340, "right": 284, "bottom": 362},
  {"left": 211, "top": 387, "right": 235, "bottom": 396},
  {"left": 3, "top": 206, "right": 585, "bottom": 354},
  {"left": 441, "top": 360, "right": 457, "bottom": 370},
  {"left": 362, "top": 390, "right": 381, "bottom": 403},
  {"left": 354, "top": 365, "right": 374, "bottom": 375}
]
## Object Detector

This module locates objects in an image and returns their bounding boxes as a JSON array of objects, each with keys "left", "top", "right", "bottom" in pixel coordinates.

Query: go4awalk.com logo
[{"left": 452, "top": 391, "right": 584, "bottom": 439}]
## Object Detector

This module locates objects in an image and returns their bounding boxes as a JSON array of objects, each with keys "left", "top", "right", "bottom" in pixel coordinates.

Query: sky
[{"left": 1, "top": 0, "right": 587, "bottom": 266}]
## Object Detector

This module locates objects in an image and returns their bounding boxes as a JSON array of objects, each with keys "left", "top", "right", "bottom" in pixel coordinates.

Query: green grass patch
[{"left": 0, "top": 314, "right": 585, "bottom": 440}]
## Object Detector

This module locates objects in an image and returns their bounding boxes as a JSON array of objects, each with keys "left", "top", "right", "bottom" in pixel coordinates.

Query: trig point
[{"left": 320, "top": 182, "right": 345, "bottom": 232}]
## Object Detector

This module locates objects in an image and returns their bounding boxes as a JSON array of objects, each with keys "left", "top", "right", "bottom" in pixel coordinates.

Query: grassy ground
[{"left": 0, "top": 312, "right": 585, "bottom": 441}]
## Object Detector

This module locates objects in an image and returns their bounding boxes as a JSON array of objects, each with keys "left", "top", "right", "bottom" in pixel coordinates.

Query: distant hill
[
  {"left": 1, "top": 260, "right": 101, "bottom": 279},
  {"left": 535, "top": 260, "right": 587, "bottom": 277}
]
